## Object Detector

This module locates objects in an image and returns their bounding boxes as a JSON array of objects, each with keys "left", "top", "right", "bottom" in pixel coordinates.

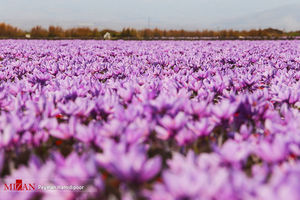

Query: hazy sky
[{"left": 0, "top": 0, "right": 299, "bottom": 30}]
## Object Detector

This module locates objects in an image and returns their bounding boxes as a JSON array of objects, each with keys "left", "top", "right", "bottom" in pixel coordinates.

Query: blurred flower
[
  {"left": 220, "top": 139, "right": 250, "bottom": 164},
  {"left": 155, "top": 112, "right": 187, "bottom": 140},
  {"left": 187, "top": 117, "right": 215, "bottom": 137},
  {"left": 96, "top": 141, "right": 161, "bottom": 183},
  {"left": 212, "top": 99, "right": 238, "bottom": 122},
  {"left": 256, "top": 135, "right": 288, "bottom": 162}
]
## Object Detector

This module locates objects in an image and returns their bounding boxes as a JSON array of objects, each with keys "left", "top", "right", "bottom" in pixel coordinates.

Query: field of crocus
[{"left": 0, "top": 40, "right": 300, "bottom": 200}]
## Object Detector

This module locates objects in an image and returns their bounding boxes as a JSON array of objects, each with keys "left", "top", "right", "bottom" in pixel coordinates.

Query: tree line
[{"left": 0, "top": 22, "right": 300, "bottom": 39}]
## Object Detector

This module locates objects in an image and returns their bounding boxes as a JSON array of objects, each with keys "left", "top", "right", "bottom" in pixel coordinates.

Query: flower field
[{"left": 0, "top": 40, "right": 300, "bottom": 200}]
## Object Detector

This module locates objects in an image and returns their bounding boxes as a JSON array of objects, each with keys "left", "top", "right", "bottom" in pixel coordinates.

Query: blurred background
[{"left": 0, "top": 0, "right": 300, "bottom": 39}]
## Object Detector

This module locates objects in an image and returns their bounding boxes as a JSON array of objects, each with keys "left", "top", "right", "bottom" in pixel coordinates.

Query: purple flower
[
  {"left": 96, "top": 141, "right": 161, "bottom": 183},
  {"left": 187, "top": 117, "right": 215, "bottom": 137},
  {"left": 122, "top": 118, "right": 150, "bottom": 144},
  {"left": 147, "top": 152, "right": 250, "bottom": 200},
  {"left": 2, "top": 156, "right": 55, "bottom": 200},
  {"left": 175, "top": 127, "right": 195, "bottom": 146},
  {"left": 118, "top": 86, "right": 134, "bottom": 102},
  {"left": 256, "top": 135, "right": 288, "bottom": 162},
  {"left": 257, "top": 162, "right": 300, "bottom": 200},
  {"left": 220, "top": 139, "right": 250, "bottom": 164},
  {"left": 49, "top": 116, "right": 77, "bottom": 139},
  {"left": 155, "top": 112, "right": 186, "bottom": 140},
  {"left": 212, "top": 99, "right": 239, "bottom": 122},
  {"left": 53, "top": 152, "right": 101, "bottom": 188}
]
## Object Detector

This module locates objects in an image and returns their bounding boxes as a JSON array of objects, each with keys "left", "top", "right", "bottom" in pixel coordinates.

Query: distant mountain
[{"left": 212, "top": 4, "right": 300, "bottom": 31}]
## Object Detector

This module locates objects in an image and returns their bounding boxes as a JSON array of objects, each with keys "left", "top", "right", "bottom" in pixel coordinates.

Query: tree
[
  {"left": 48, "top": 26, "right": 64, "bottom": 37},
  {"left": 0, "top": 23, "right": 24, "bottom": 37},
  {"left": 30, "top": 26, "right": 48, "bottom": 38}
]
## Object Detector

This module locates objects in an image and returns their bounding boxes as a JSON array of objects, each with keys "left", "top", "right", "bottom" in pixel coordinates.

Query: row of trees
[
  {"left": 31, "top": 26, "right": 118, "bottom": 38},
  {"left": 0, "top": 23, "right": 24, "bottom": 37},
  {"left": 0, "top": 22, "right": 300, "bottom": 39},
  {"left": 120, "top": 28, "right": 298, "bottom": 39}
]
